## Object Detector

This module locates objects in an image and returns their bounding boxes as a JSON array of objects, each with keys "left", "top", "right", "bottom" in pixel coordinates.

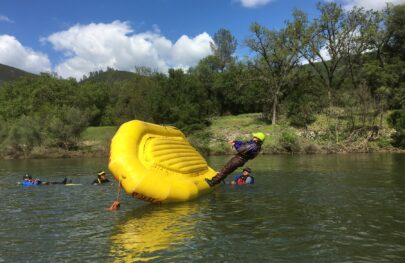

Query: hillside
[
  {"left": 80, "top": 68, "right": 137, "bottom": 83},
  {"left": 0, "top": 63, "right": 34, "bottom": 85}
]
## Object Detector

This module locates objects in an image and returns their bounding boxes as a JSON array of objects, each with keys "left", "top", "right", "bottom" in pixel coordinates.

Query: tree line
[{"left": 0, "top": 2, "right": 404, "bottom": 157}]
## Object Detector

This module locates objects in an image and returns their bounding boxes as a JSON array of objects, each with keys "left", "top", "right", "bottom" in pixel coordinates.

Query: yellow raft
[{"left": 108, "top": 120, "right": 217, "bottom": 203}]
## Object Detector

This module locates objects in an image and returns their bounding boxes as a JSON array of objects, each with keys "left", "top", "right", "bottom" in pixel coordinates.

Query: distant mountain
[{"left": 0, "top": 63, "right": 34, "bottom": 85}]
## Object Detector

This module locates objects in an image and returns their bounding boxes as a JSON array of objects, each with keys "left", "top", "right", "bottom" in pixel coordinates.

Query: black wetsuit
[{"left": 92, "top": 178, "right": 110, "bottom": 185}]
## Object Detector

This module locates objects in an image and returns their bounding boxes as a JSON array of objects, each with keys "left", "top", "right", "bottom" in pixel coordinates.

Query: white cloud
[
  {"left": 0, "top": 35, "right": 51, "bottom": 73},
  {"left": 44, "top": 21, "right": 213, "bottom": 79},
  {"left": 339, "top": 0, "right": 405, "bottom": 10},
  {"left": 0, "top": 15, "right": 13, "bottom": 23},
  {"left": 300, "top": 46, "right": 331, "bottom": 65},
  {"left": 239, "top": 0, "right": 274, "bottom": 8}
]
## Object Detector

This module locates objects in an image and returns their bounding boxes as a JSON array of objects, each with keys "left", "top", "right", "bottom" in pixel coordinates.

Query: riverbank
[
  {"left": 0, "top": 113, "right": 403, "bottom": 159},
  {"left": 189, "top": 113, "right": 403, "bottom": 155}
]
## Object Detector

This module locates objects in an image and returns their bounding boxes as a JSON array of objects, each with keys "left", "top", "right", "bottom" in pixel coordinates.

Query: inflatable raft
[{"left": 108, "top": 120, "right": 217, "bottom": 204}]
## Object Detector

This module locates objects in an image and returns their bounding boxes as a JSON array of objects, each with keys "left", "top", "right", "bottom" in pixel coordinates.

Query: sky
[{"left": 0, "top": 0, "right": 403, "bottom": 79}]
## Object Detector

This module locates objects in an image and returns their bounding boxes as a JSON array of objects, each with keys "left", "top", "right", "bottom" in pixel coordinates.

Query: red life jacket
[{"left": 236, "top": 175, "right": 247, "bottom": 185}]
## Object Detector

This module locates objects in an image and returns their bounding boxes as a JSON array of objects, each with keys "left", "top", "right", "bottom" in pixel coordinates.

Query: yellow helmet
[{"left": 252, "top": 132, "right": 266, "bottom": 142}]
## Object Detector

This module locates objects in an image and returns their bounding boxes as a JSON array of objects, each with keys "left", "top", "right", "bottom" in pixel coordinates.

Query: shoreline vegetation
[
  {"left": 1, "top": 113, "right": 403, "bottom": 160},
  {"left": 1, "top": 3, "right": 404, "bottom": 159}
]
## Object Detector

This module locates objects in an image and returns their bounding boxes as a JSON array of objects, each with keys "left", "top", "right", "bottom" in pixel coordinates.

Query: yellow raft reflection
[
  {"left": 108, "top": 120, "right": 217, "bottom": 203},
  {"left": 110, "top": 203, "right": 200, "bottom": 262}
]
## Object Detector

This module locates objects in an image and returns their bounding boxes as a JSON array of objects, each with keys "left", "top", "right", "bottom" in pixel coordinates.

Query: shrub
[
  {"left": 304, "top": 143, "right": 321, "bottom": 154},
  {"left": 280, "top": 129, "right": 301, "bottom": 152},
  {"left": 0, "top": 116, "right": 42, "bottom": 156},
  {"left": 388, "top": 110, "right": 405, "bottom": 148}
]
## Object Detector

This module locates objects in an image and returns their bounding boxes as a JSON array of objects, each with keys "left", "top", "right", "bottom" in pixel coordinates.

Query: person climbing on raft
[{"left": 205, "top": 132, "right": 265, "bottom": 187}]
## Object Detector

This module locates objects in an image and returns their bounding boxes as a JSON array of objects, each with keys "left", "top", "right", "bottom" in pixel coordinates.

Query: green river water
[{"left": 0, "top": 154, "right": 404, "bottom": 262}]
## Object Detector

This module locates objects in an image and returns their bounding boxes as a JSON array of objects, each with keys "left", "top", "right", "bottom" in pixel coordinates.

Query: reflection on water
[{"left": 110, "top": 202, "right": 201, "bottom": 262}]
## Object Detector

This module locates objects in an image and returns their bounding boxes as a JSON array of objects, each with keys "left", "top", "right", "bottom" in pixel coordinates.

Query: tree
[
  {"left": 386, "top": 4, "right": 405, "bottom": 60},
  {"left": 191, "top": 56, "right": 222, "bottom": 115},
  {"left": 246, "top": 23, "right": 301, "bottom": 124},
  {"left": 150, "top": 69, "right": 210, "bottom": 132},
  {"left": 388, "top": 109, "right": 405, "bottom": 148},
  {"left": 290, "top": 3, "right": 369, "bottom": 142},
  {"left": 45, "top": 106, "right": 89, "bottom": 150},
  {"left": 211, "top": 28, "right": 238, "bottom": 71},
  {"left": 291, "top": 3, "right": 354, "bottom": 95},
  {"left": 287, "top": 67, "right": 325, "bottom": 128},
  {"left": 1, "top": 115, "right": 41, "bottom": 157}
]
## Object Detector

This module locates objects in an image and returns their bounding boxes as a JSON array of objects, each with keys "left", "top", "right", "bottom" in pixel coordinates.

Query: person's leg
[
  {"left": 50, "top": 178, "right": 68, "bottom": 184},
  {"left": 206, "top": 156, "right": 245, "bottom": 186}
]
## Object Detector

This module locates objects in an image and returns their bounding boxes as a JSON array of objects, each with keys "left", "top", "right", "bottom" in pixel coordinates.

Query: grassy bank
[
  {"left": 1, "top": 113, "right": 401, "bottom": 159},
  {"left": 188, "top": 113, "right": 400, "bottom": 155}
]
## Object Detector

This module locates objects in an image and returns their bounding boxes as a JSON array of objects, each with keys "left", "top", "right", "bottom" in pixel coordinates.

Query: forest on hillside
[{"left": 0, "top": 2, "right": 404, "bottom": 158}]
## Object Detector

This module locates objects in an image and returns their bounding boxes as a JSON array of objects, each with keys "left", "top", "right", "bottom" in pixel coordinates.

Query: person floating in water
[
  {"left": 231, "top": 167, "right": 255, "bottom": 185},
  {"left": 22, "top": 174, "right": 68, "bottom": 185},
  {"left": 92, "top": 171, "right": 110, "bottom": 185},
  {"left": 205, "top": 132, "right": 265, "bottom": 187}
]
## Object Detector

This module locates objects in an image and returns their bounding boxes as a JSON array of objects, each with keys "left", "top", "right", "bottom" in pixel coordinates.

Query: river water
[{"left": 0, "top": 154, "right": 404, "bottom": 262}]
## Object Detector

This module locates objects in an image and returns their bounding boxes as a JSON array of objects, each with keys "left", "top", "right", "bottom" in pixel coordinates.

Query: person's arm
[
  {"left": 235, "top": 142, "right": 256, "bottom": 155},
  {"left": 233, "top": 141, "right": 244, "bottom": 151},
  {"left": 231, "top": 175, "right": 240, "bottom": 185}
]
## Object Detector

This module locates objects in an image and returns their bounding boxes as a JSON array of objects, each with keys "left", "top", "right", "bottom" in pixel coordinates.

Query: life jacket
[
  {"left": 235, "top": 175, "right": 254, "bottom": 185},
  {"left": 236, "top": 176, "right": 246, "bottom": 185}
]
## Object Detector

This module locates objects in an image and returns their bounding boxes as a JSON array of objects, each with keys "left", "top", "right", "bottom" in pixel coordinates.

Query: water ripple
[{"left": 1, "top": 155, "right": 405, "bottom": 262}]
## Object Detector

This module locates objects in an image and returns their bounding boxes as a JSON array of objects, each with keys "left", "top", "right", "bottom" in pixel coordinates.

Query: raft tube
[{"left": 108, "top": 120, "right": 217, "bottom": 203}]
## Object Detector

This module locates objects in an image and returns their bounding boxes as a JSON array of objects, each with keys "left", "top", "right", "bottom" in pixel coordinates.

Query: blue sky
[{"left": 0, "top": 0, "right": 402, "bottom": 79}]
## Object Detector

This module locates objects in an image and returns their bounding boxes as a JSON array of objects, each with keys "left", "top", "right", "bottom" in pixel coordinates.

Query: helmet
[
  {"left": 252, "top": 132, "right": 266, "bottom": 142},
  {"left": 98, "top": 171, "right": 106, "bottom": 176}
]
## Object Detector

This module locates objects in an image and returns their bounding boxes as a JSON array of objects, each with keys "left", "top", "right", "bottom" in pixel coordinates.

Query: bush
[
  {"left": 304, "top": 143, "right": 321, "bottom": 154},
  {"left": 390, "top": 132, "right": 405, "bottom": 148},
  {"left": 44, "top": 106, "right": 89, "bottom": 150},
  {"left": 388, "top": 110, "right": 405, "bottom": 148},
  {"left": 280, "top": 129, "right": 301, "bottom": 152},
  {"left": 388, "top": 110, "right": 405, "bottom": 130},
  {"left": 289, "top": 112, "right": 316, "bottom": 128},
  {"left": 187, "top": 131, "right": 212, "bottom": 156},
  {"left": 0, "top": 116, "right": 42, "bottom": 157}
]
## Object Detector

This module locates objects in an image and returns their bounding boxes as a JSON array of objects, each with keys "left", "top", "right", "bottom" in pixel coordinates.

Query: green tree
[
  {"left": 386, "top": 4, "right": 405, "bottom": 60},
  {"left": 190, "top": 56, "right": 222, "bottom": 115},
  {"left": 1, "top": 115, "right": 41, "bottom": 157},
  {"left": 45, "top": 106, "right": 89, "bottom": 150},
  {"left": 287, "top": 67, "right": 325, "bottom": 127},
  {"left": 388, "top": 109, "right": 405, "bottom": 148},
  {"left": 211, "top": 28, "right": 238, "bottom": 71},
  {"left": 290, "top": 3, "right": 368, "bottom": 142},
  {"left": 246, "top": 23, "right": 301, "bottom": 124},
  {"left": 150, "top": 69, "right": 209, "bottom": 132}
]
